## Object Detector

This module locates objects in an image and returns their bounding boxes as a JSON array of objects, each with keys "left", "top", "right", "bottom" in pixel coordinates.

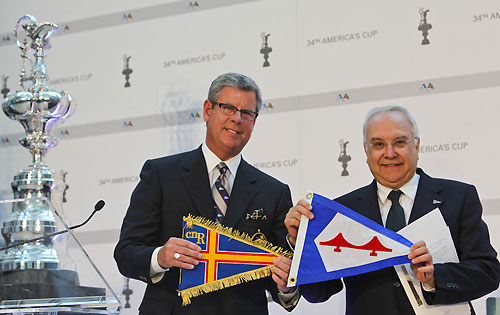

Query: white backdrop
[{"left": 1, "top": 1, "right": 500, "bottom": 314}]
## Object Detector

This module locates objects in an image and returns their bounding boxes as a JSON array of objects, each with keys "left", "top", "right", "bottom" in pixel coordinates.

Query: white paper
[{"left": 396, "top": 208, "right": 470, "bottom": 315}]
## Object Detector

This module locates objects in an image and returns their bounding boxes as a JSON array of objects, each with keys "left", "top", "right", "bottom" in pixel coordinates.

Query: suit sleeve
[
  {"left": 114, "top": 160, "right": 164, "bottom": 284},
  {"left": 425, "top": 184, "right": 500, "bottom": 305},
  {"left": 300, "top": 279, "right": 344, "bottom": 303},
  {"left": 265, "top": 183, "right": 300, "bottom": 311}
]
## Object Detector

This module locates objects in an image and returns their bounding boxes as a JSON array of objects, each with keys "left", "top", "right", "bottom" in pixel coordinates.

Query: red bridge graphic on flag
[{"left": 320, "top": 233, "right": 392, "bottom": 256}]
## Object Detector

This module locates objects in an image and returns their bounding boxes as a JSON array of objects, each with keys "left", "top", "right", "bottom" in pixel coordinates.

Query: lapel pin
[
  {"left": 433, "top": 200, "right": 442, "bottom": 204},
  {"left": 246, "top": 208, "right": 267, "bottom": 220}
]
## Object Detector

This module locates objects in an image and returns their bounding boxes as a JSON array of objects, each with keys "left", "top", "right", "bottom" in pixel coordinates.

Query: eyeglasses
[
  {"left": 213, "top": 102, "right": 259, "bottom": 121},
  {"left": 367, "top": 137, "right": 416, "bottom": 151}
]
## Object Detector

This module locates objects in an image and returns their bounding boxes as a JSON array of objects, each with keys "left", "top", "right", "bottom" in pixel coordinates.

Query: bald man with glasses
[{"left": 285, "top": 105, "right": 499, "bottom": 315}]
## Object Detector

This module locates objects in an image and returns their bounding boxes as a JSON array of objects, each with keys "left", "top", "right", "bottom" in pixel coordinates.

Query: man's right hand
[
  {"left": 157, "top": 237, "right": 203, "bottom": 269},
  {"left": 284, "top": 200, "right": 314, "bottom": 246}
]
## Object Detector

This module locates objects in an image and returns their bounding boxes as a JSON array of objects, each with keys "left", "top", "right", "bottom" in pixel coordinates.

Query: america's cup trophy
[
  {"left": 418, "top": 8, "right": 432, "bottom": 45},
  {"left": 338, "top": 139, "right": 351, "bottom": 176},
  {"left": 1, "top": 76, "right": 9, "bottom": 99},
  {"left": 0, "top": 15, "right": 95, "bottom": 300},
  {"left": 122, "top": 55, "right": 132, "bottom": 88},
  {"left": 260, "top": 33, "right": 272, "bottom": 67}
]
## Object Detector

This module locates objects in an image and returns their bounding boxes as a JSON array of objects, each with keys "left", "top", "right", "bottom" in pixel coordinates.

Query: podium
[{"left": 0, "top": 198, "right": 120, "bottom": 314}]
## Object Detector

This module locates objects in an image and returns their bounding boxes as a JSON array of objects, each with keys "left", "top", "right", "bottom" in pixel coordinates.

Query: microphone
[
  {"left": 0, "top": 199, "right": 105, "bottom": 252},
  {"left": 67, "top": 199, "right": 105, "bottom": 230}
]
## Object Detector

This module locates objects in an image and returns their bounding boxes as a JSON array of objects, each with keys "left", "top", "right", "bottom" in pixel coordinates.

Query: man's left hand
[
  {"left": 272, "top": 256, "right": 293, "bottom": 293},
  {"left": 409, "top": 240, "right": 435, "bottom": 287}
]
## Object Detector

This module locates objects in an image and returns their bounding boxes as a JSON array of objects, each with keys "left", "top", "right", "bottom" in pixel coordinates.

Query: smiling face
[
  {"left": 203, "top": 86, "right": 257, "bottom": 161},
  {"left": 364, "top": 111, "right": 420, "bottom": 189}
]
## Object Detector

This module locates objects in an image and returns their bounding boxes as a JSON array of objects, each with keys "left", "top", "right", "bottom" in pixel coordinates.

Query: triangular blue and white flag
[{"left": 288, "top": 192, "right": 413, "bottom": 286}]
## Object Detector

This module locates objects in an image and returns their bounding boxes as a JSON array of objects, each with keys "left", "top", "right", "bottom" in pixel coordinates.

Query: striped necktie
[
  {"left": 386, "top": 190, "right": 406, "bottom": 232},
  {"left": 213, "top": 162, "right": 230, "bottom": 224}
]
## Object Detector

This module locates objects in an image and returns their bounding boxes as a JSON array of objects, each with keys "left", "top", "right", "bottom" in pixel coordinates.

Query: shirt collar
[
  {"left": 376, "top": 172, "right": 420, "bottom": 203},
  {"left": 202, "top": 142, "right": 241, "bottom": 175}
]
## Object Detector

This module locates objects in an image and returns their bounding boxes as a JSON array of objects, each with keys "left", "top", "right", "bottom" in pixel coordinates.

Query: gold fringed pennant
[{"left": 178, "top": 215, "right": 292, "bottom": 305}]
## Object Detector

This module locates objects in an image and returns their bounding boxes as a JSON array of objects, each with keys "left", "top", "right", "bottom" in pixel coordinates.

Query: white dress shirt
[
  {"left": 203, "top": 142, "right": 241, "bottom": 197},
  {"left": 376, "top": 173, "right": 435, "bottom": 291},
  {"left": 376, "top": 173, "right": 420, "bottom": 227}
]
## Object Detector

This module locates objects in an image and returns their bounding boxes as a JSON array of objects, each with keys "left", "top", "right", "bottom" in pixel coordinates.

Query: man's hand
[
  {"left": 409, "top": 240, "right": 435, "bottom": 287},
  {"left": 272, "top": 256, "right": 293, "bottom": 293},
  {"left": 284, "top": 200, "right": 314, "bottom": 246},
  {"left": 157, "top": 237, "right": 203, "bottom": 270}
]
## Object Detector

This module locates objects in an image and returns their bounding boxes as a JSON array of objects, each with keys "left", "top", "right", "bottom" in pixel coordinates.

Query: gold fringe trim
[
  {"left": 183, "top": 215, "right": 293, "bottom": 259},
  {"left": 179, "top": 265, "right": 273, "bottom": 306},
  {"left": 178, "top": 215, "right": 294, "bottom": 306}
]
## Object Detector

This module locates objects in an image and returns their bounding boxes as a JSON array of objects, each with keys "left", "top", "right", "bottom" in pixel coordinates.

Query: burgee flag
[
  {"left": 288, "top": 192, "right": 413, "bottom": 287},
  {"left": 179, "top": 215, "right": 292, "bottom": 305}
]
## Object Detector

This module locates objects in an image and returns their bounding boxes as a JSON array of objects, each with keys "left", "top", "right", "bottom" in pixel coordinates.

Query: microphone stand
[
  {"left": 0, "top": 200, "right": 105, "bottom": 252},
  {"left": 0, "top": 200, "right": 108, "bottom": 304}
]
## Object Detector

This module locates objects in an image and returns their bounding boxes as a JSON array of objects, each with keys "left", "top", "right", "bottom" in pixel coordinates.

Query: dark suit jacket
[
  {"left": 301, "top": 168, "right": 499, "bottom": 315},
  {"left": 114, "top": 146, "right": 293, "bottom": 315}
]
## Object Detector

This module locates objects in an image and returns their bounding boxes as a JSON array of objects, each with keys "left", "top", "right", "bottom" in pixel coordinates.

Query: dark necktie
[
  {"left": 212, "top": 162, "right": 230, "bottom": 224},
  {"left": 386, "top": 190, "right": 406, "bottom": 232}
]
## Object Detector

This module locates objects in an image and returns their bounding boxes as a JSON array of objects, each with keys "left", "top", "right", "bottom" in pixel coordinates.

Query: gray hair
[
  {"left": 207, "top": 72, "right": 262, "bottom": 113},
  {"left": 363, "top": 105, "right": 420, "bottom": 143}
]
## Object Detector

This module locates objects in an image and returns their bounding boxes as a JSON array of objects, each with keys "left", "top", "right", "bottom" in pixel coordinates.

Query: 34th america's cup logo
[{"left": 320, "top": 233, "right": 392, "bottom": 257}]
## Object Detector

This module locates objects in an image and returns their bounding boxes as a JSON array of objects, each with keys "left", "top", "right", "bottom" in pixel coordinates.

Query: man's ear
[{"left": 203, "top": 100, "right": 212, "bottom": 123}]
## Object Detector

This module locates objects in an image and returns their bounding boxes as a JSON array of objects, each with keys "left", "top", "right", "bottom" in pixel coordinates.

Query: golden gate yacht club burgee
[{"left": 288, "top": 192, "right": 413, "bottom": 287}]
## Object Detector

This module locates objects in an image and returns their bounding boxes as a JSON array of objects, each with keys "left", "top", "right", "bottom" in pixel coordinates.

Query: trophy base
[{"left": 0, "top": 269, "right": 105, "bottom": 301}]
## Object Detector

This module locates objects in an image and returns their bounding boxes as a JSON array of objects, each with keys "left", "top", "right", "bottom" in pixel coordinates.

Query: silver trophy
[
  {"left": 1, "top": 15, "right": 72, "bottom": 274},
  {"left": 0, "top": 16, "right": 121, "bottom": 313}
]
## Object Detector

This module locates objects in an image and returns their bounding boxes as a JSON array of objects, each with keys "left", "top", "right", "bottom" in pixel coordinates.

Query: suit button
[{"left": 393, "top": 281, "right": 401, "bottom": 287}]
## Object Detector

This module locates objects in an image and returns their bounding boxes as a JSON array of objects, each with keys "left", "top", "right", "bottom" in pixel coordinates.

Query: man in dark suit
[
  {"left": 284, "top": 105, "right": 499, "bottom": 314},
  {"left": 114, "top": 73, "right": 297, "bottom": 315}
]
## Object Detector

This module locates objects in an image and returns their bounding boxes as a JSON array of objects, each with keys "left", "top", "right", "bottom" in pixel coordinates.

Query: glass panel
[{"left": 0, "top": 197, "right": 120, "bottom": 314}]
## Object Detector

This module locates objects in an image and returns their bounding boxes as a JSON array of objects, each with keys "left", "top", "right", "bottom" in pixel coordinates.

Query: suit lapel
[
  {"left": 408, "top": 168, "right": 443, "bottom": 224},
  {"left": 349, "top": 169, "right": 443, "bottom": 227},
  {"left": 180, "top": 146, "right": 215, "bottom": 220},
  {"left": 223, "top": 159, "right": 258, "bottom": 227},
  {"left": 352, "top": 180, "right": 384, "bottom": 226}
]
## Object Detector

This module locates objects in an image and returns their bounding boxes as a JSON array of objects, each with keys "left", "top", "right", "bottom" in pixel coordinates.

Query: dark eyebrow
[
  {"left": 217, "top": 102, "right": 234, "bottom": 107},
  {"left": 217, "top": 102, "right": 255, "bottom": 112}
]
